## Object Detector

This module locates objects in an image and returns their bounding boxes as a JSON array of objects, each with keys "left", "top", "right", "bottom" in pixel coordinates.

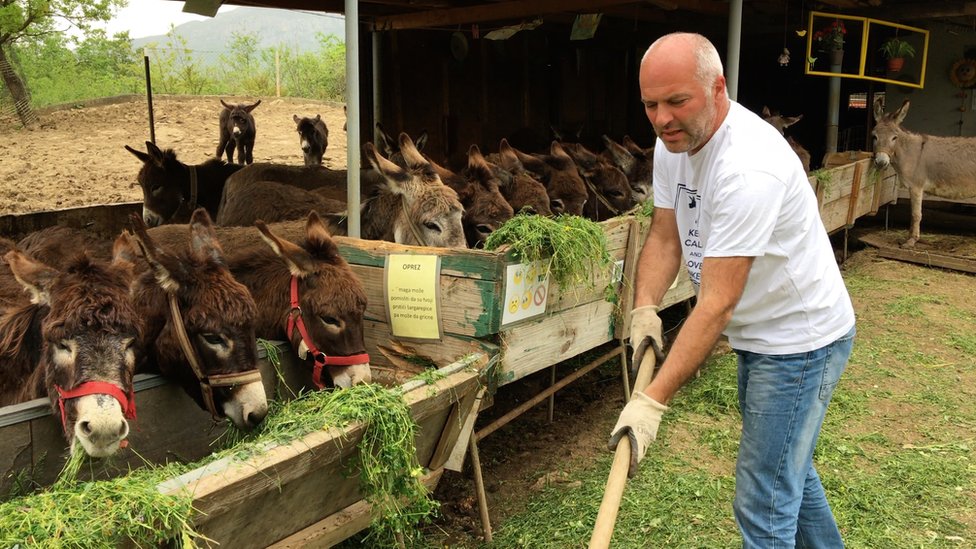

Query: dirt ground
[
  {"left": 3, "top": 97, "right": 976, "bottom": 546},
  {"left": 0, "top": 95, "right": 348, "bottom": 215}
]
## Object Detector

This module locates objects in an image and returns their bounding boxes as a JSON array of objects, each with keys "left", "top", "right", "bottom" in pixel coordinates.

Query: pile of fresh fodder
[
  {"left": 0, "top": 377, "right": 436, "bottom": 547},
  {"left": 484, "top": 213, "right": 613, "bottom": 295}
]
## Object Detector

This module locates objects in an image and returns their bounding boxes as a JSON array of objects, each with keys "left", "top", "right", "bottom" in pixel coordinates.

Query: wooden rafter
[{"left": 371, "top": 0, "right": 645, "bottom": 31}]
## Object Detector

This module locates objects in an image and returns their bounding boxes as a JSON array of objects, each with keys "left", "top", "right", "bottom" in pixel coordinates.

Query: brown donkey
[
  {"left": 512, "top": 141, "right": 588, "bottom": 216},
  {"left": 0, "top": 243, "right": 141, "bottom": 458},
  {"left": 873, "top": 98, "right": 976, "bottom": 248},
  {"left": 149, "top": 212, "right": 371, "bottom": 389}
]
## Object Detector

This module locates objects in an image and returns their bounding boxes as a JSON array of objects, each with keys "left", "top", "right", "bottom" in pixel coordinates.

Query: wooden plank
[
  {"left": 0, "top": 421, "right": 32, "bottom": 497},
  {"left": 845, "top": 160, "right": 864, "bottom": 227},
  {"left": 159, "top": 367, "right": 483, "bottom": 546},
  {"left": 336, "top": 235, "right": 504, "bottom": 281},
  {"left": 426, "top": 383, "right": 480, "bottom": 471},
  {"left": 268, "top": 469, "right": 444, "bottom": 549},
  {"left": 859, "top": 233, "right": 976, "bottom": 274},
  {"left": 0, "top": 201, "right": 141, "bottom": 240},
  {"left": 363, "top": 319, "right": 493, "bottom": 380},
  {"left": 443, "top": 387, "right": 487, "bottom": 472},
  {"left": 497, "top": 299, "right": 616, "bottom": 385}
]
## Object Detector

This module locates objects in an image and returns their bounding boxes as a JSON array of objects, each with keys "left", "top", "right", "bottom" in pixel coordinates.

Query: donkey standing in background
[
  {"left": 293, "top": 114, "right": 329, "bottom": 166},
  {"left": 217, "top": 99, "right": 261, "bottom": 165},
  {"left": 873, "top": 98, "right": 976, "bottom": 248}
]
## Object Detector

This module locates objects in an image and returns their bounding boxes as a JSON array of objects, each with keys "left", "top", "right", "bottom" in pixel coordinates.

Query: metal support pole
[
  {"left": 725, "top": 0, "right": 743, "bottom": 101},
  {"left": 372, "top": 31, "right": 382, "bottom": 145},
  {"left": 345, "top": 0, "right": 361, "bottom": 238},
  {"left": 826, "top": 60, "right": 841, "bottom": 155}
]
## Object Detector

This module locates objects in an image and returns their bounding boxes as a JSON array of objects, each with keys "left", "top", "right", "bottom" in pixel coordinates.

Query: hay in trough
[{"left": 484, "top": 213, "right": 613, "bottom": 293}]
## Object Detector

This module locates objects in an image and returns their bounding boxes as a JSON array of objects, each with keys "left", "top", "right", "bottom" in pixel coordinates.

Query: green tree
[{"left": 0, "top": 0, "right": 126, "bottom": 127}]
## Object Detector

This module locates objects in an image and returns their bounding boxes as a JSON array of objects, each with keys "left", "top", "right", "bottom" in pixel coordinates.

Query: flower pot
[
  {"left": 886, "top": 57, "right": 905, "bottom": 73},
  {"left": 829, "top": 49, "right": 844, "bottom": 67}
]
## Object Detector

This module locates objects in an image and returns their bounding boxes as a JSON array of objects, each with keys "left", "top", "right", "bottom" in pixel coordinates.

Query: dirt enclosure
[{"left": 0, "top": 95, "right": 348, "bottom": 215}]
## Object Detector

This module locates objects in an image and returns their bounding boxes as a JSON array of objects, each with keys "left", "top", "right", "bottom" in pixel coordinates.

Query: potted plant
[
  {"left": 813, "top": 20, "right": 847, "bottom": 67},
  {"left": 880, "top": 37, "right": 916, "bottom": 72}
]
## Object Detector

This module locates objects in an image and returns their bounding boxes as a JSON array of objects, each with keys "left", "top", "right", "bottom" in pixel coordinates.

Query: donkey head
[
  {"left": 5, "top": 248, "right": 141, "bottom": 458},
  {"left": 458, "top": 145, "right": 514, "bottom": 247},
  {"left": 220, "top": 100, "right": 261, "bottom": 137},
  {"left": 761, "top": 106, "right": 804, "bottom": 136},
  {"left": 128, "top": 209, "right": 267, "bottom": 430},
  {"left": 493, "top": 139, "right": 552, "bottom": 217},
  {"left": 375, "top": 123, "right": 428, "bottom": 167},
  {"left": 565, "top": 142, "right": 635, "bottom": 220},
  {"left": 364, "top": 135, "right": 466, "bottom": 248},
  {"left": 255, "top": 212, "right": 371, "bottom": 388},
  {"left": 871, "top": 98, "right": 911, "bottom": 170},
  {"left": 602, "top": 135, "right": 653, "bottom": 204},
  {"left": 293, "top": 114, "right": 328, "bottom": 165},
  {"left": 514, "top": 142, "right": 588, "bottom": 216},
  {"left": 126, "top": 141, "right": 191, "bottom": 228}
]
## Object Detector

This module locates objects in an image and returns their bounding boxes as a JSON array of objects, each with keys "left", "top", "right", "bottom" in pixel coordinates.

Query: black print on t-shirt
[{"left": 676, "top": 183, "right": 703, "bottom": 286}]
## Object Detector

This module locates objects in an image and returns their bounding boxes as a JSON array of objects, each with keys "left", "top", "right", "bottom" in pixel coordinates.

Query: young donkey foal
[
  {"left": 294, "top": 114, "right": 329, "bottom": 166},
  {"left": 217, "top": 99, "right": 261, "bottom": 165},
  {"left": 0, "top": 244, "right": 140, "bottom": 458},
  {"left": 872, "top": 98, "right": 976, "bottom": 247}
]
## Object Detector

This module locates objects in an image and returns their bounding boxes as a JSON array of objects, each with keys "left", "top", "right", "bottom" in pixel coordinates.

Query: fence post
[
  {"left": 143, "top": 48, "right": 156, "bottom": 145},
  {"left": 275, "top": 48, "right": 281, "bottom": 98}
]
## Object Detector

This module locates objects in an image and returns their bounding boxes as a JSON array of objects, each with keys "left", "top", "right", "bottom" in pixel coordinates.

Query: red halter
[
  {"left": 286, "top": 276, "right": 369, "bottom": 389},
  {"left": 55, "top": 381, "right": 137, "bottom": 434}
]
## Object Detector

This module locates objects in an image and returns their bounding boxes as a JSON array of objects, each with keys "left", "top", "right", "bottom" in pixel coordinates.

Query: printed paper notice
[
  {"left": 384, "top": 254, "right": 442, "bottom": 340},
  {"left": 501, "top": 260, "right": 550, "bottom": 326}
]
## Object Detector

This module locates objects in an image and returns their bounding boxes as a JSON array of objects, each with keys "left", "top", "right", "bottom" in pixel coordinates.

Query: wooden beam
[
  {"left": 863, "top": 2, "right": 976, "bottom": 20},
  {"left": 371, "top": 0, "right": 641, "bottom": 31}
]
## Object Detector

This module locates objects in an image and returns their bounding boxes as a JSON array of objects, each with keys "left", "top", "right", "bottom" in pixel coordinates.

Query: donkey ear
[
  {"left": 893, "top": 100, "right": 910, "bottom": 125},
  {"left": 293, "top": 114, "right": 301, "bottom": 124},
  {"left": 255, "top": 220, "right": 316, "bottom": 277},
  {"left": 467, "top": 144, "right": 489, "bottom": 172},
  {"left": 415, "top": 130, "right": 429, "bottom": 152},
  {"left": 125, "top": 144, "right": 151, "bottom": 164},
  {"left": 364, "top": 142, "right": 407, "bottom": 183},
  {"left": 244, "top": 100, "right": 261, "bottom": 112},
  {"left": 398, "top": 132, "right": 428, "bottom": 168},
  {"left": 314, "top": 114, "right": 321, "bottom": 122},
  {"left": 761, "top": 106, "right": 771, "bottom": 117},
  {"left": 551, "top": 141, "right": 572, "bottom": 160},
  {"left": 187, "top": 209, "right": 225, "bottom": 264},
  {"left": 782, "top": 115, "right": 803, "bottom": 128},
  {"left": 602, "top": 135, "right": 636, "bottom": 176},
  {"left": 873, "top": 96, "right": 886, "bottom": 122},
  {"left": 129, "top": 213, "right": 181, "bottom": 293},
  {"left": 145, "top": 141, "right": 166, "bottom": 166},
  {"left": 220, "top": 99, "right": 232, "bottom": 110},
  {"left": 303, "top": 212, "right": 342, "bottom": 263},
  {"left": 110, "top": 232, "right": 138, "bottom": 279},
  {"left": 4, "top": 250, "right": 57, "bottom": 305}
]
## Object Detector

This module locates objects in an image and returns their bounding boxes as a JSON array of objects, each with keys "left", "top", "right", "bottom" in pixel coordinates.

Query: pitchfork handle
[{"left": 588, "top": 348, "right": 657, "bottom": 549}]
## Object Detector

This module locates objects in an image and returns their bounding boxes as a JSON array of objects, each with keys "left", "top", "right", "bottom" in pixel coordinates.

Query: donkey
[
  {"left": 294, "top": 114, "right": 329, "bottom": 166},
  {"left": 216, "top": 178, "right": 346, "bottom": 227},
  {"left": 488, "top": 139, "right": 553, "bottom": 217},
  {"left": 563, "top": 142, "right": 636, "bottom": 221},
  {"left": 126, "top": 141, "right": 245, "bottom": 227},
  {"left": 375, "top": 122, "right": 428, "bottom": 166},
  {"left": 0, "top": 243, "right": 141, "bottom": 458},
  {"left": 126, "top": 210, "right": 268, "bottom": 429},
  {"left": 873, "top": 98, "right": 976, "bottom": 248},
  {"left": 424, "top": 145, "right": 513, "bottom": 248},
  {"left": 761, "top": 106, "right": 811, "bottom": 173},
  {"left": 217, "top": 99, "right": 261, "bottom": 165},
  {"left": 11, "top": 212, "right": 269, "bottom": 430},
  {"left": 147, "top": 212, "right": 371, "bottom": 390},
  {"left": 512, "top": 141, "right": 588, "bottom": 216},
  {"left": 602, "top": 135, "right": 653, "bottom": 204}
]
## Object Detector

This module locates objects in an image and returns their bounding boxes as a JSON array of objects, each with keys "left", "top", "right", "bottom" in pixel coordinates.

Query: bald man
[{"left": 608, "top": 33, "right": 855, "bottom": 548}]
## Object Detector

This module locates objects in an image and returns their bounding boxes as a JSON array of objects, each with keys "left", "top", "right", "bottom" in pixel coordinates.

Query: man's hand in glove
[
  {"left": 607, "top": 392, "right": 669, "bottom": 478},
  {"left": 629, "top": 305, "right": 666, "bottom": 374}
]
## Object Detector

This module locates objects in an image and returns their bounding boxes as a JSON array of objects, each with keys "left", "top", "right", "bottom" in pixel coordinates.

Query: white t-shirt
[{"left": 653, "top": 101, "right": 855, "bottom": 354}]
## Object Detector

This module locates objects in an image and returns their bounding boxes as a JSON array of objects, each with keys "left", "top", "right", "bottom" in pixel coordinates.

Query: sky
[{"left": 99, "top": 0, "right": 238, "bottom": 39}]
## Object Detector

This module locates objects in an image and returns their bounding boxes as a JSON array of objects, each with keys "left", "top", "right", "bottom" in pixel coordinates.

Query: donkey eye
[
  {"left": 476, "top": 224, "right": 493, "bottom": 235},
  {"left": 320, "top": 315, "right": 341, "bottom": 328},
  {"left": 53, "top": 340, "right": 72, "bottom": 353},
  {"left": 550, "top": 199, "right": 565, "bottom": 213},
  {"left": 608, "top": 191, "right": 626, "bottom": 200},
  {"left": 200, "top": 333, "right": 227, "bottom": 348},
  {"left": 424, "top": 222, "right": 442, "bottom": 233}
]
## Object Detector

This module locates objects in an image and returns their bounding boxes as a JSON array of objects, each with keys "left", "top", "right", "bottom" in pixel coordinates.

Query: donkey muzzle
[{"left": 873, "top": 152, "right": 891, "bottom": 169}]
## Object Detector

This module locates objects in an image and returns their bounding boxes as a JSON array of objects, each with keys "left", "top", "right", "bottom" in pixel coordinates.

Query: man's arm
[
  {"left": 643, "top": 255, "right": 753, "bottom": 404},
  {"left": 634, "top": 208, "right": 682, "bottom": 309}
]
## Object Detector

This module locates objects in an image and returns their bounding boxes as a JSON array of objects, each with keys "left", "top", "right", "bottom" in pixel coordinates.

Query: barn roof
[{"left": 178, "top": 0, "right": 976, "bottom": 30}]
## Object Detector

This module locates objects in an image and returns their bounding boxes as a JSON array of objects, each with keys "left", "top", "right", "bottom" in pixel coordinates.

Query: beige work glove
[
  {"left": 607, "top": 392, "right": 669, "bottom": 478},
  {"left": 629, "top": 305, "right": 665, "bottom": 374}
]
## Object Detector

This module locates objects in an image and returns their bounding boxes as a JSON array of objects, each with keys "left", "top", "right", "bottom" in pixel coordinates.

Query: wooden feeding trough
[
  {"left": 814, "top": 153, "right": 900, "bottom": 235},
  {"left": 0, "top": 341, "right": 491, "bottom": 546}
]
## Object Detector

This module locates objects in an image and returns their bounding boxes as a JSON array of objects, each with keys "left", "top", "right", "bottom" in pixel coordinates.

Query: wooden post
[
  {"left": 469, "top": 435, "right": 493, "bottom": 542},
  {"left": 275, "top": 48, "right": 281, "bottom": 98}
]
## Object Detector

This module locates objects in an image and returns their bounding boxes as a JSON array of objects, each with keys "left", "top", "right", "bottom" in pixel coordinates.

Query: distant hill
[{"left": 132, "top": 7, "right": 345, "bottom": 54}]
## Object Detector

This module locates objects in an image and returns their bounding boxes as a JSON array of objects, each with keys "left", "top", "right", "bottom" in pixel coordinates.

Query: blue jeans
[{"left": 733, "top": 326, "right": 855, "bottom": 549}]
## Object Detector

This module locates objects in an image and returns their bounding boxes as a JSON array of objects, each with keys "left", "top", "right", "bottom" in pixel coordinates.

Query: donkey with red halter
[
  {"left": 148, "top": 212, "right": 371, "bottom": 389},
  {"left": 0, "top": 241, "right": 141, "bottom": 458}
]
